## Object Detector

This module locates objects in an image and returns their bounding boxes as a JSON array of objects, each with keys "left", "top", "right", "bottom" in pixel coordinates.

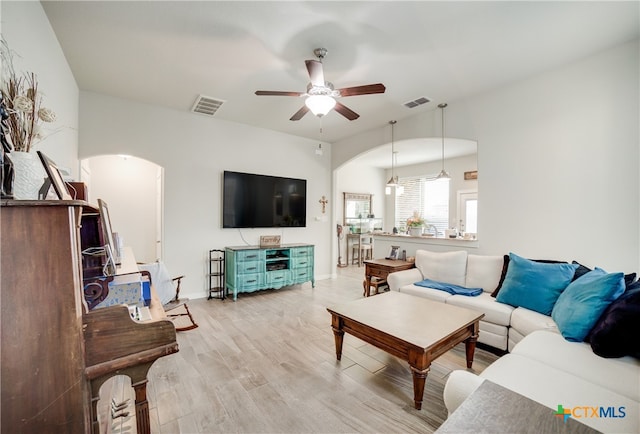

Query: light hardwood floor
[{"left": 113, "top": 265, "right": 499, "bottom": 433}]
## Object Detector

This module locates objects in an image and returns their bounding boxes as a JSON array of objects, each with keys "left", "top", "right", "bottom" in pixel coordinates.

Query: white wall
[
  {"left": 79, "top": 91, "right": 333, "bottom": 299},
  {"left": 1, "top": 1, "right": 79, "bottom": 177},
  {"left": 334, "top": 40, "right": 639, "bottom": 273}
]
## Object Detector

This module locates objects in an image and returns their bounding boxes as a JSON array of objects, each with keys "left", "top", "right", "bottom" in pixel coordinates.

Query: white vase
[
  {"left": 10, "top": 151, "right": 46, "bottom": 200},
  {"left": 409, "top": 226, "right": 423, "bottom": 237}
]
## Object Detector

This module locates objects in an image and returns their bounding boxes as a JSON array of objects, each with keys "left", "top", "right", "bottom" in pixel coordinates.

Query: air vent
[
  {"left": 403, "top": 96, "right": 431, "bottom": 109},
  {"left": 191, "top": 95, "right": 225, "bottom": 116}
]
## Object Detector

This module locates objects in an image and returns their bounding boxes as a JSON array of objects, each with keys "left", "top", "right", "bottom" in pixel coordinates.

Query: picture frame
[
  {"left": 386, "top": 245, "right": 400, "bottom": 260},
  {"left": 37, "top": 151, "right": 72, "bottom": 200},
  {"left": 98, "top": 198, "right": 121, "bottom": 265}
]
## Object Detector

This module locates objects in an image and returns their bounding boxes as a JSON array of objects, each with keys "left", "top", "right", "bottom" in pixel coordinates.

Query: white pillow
[
  {"left": 466, "top": 254, "right": 505, "bottom": 293},
  {"left": 415, "top": 250, "right": 468, "bottom": 286}
]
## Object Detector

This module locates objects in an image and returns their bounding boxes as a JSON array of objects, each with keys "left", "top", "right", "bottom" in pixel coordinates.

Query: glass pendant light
[
  {"left": 436, "top": 103, "right": 451, "bottom": 179},
  {"left": 386, "top": 120, "right": 398, "bottom": 187}
]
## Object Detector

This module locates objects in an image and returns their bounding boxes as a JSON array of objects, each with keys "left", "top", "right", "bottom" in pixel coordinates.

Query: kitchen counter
[{"left": 372, "top": 232, "right": 479, "bottom": 258}]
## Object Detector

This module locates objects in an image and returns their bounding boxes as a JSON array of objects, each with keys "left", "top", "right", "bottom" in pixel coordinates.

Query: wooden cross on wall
[{"left": 319, "top": 196, "right": 328, "bottom": 214}]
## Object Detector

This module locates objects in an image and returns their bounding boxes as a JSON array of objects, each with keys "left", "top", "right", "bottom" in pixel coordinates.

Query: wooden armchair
[{"left": 138, "top": 261, "right": 198, "bottom": 331}]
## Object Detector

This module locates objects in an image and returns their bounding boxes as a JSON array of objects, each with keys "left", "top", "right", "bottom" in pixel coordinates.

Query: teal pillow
[
  {"left": 496, "top": 253, "right": 577, "bottom": 315},
  {"left": 552, "top": 268, "right": 625, "bottom": 342}
]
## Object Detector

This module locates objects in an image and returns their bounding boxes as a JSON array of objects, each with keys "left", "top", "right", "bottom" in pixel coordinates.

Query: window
[{"left": 395, "top": 176, "right": 450, "bottom": 233}]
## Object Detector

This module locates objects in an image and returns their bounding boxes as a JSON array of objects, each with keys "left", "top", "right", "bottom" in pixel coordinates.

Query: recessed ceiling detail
[
  {"left": 404, "top": 97, "right": 431, "bottom": 109},
  {"left": 191, "top": 95, "right": 225, "bottom": 116}
]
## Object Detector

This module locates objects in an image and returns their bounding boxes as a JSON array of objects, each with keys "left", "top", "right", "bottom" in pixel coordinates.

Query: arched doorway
[{"left": 80, "top": 154, "right": 164, "bottom": 263}]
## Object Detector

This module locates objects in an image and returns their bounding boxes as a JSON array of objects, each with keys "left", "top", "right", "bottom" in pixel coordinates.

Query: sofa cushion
[
  {"left": 465, "top": 254, "right": 504, "bottom": 293},
  {"left": 589, "top": 280, "right": 640, "bottom": 359},
  {"left": 511, "top": 330, "right": 640, "bottom": 402},
  {"left": 415, "top": 250, "right": 467, "bottom": 287},
  {"left": 445, "top": 292, "right": 514, "bottom": 326},
  {"left": 398, "top": 284, "right": 453, "bottom": 302},
  {"left": 496, "top": 253, "right": 578, "bottom": 315},
  {"left": 510, "top": 306, "right": 559, "bottom": 337},
  {"left": 552, "top": 268, "right": 625, "bottom": 342},
  {"left": 479, "top": 353, "right": 639, "bottom": 433}
]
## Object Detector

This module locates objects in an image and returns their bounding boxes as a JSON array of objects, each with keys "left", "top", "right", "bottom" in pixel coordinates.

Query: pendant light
[
  {"left": 386, "top": 120, "right": 398, "bottom": 187},
  {"left": 436, "top": 103, "right": 451, "bottom": 179}
]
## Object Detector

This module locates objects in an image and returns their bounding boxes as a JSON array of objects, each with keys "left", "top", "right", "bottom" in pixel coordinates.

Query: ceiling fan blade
[
  {"left": 334, "top": 102, "right": 359, "bottom": 121},
  {"left": 305, "top": 60, "right": 325, "bottom": 87},
  {"left": 255, "top": 90, "right": 304, "bottom": 97},
  {"left": 289, "top": 106, "right": 310, "bottom": 121},
  {"left": 336, "top": 83, "right": 386, "bottom": 97}
]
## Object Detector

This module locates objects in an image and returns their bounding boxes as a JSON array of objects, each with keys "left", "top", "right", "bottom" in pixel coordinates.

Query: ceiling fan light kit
[
  {"left": 305, "top": 95, "right": 336, "bottom": 116},
  {"left": 255, "top": 48, "right": 386, "bottom": 121}
]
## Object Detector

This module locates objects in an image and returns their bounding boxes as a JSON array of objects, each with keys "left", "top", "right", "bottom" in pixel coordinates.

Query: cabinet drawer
[
  {"left": 266, "top": 270, "right": 287, "bottom": 287},
  {"left": 238, "top": 261, "right": 264, "bottom": 274},
  {"left": 290, "top": 247, "right": 313, "bottom": 258},
  {"left": 236, "top": 250, "right": 265, "bottom": 262},
  {"left": 291, "top": 256, "right": 311, "bottom": 269},
  {"left": 292, "top": 268, "right": 313, "bottom": 283},
  {"left": 237, "top": 273, "right": 263, "bottom": 289},
  {"left": 369, "top": 267, "right": 388, "bottom": 279}
]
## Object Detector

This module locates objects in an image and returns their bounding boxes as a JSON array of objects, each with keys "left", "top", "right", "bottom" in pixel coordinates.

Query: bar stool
[{"left": 354, "top": 234, "right": 373, "bottom": 266}]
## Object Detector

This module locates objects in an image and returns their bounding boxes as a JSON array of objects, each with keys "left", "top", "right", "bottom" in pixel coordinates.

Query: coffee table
[{"left": 327, "top": 291, "right": 484, "bottom": 410}]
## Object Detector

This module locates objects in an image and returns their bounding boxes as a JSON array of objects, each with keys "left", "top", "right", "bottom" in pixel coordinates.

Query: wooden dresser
[{"left": 1, "top": 200, "right": 178, "bottom": 433}]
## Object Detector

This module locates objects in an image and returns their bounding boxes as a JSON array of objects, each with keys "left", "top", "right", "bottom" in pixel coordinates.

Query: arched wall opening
[
  {"left": 332, "top": 136, "right": 477, "bottom": 268},
  {"left": 80, "top": 154, "right": 164, "bottom": 264}
]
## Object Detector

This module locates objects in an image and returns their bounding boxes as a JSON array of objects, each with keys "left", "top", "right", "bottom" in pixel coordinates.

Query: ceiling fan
[{"left": 255, "top": 48, "right": 386, "bottom": 121}]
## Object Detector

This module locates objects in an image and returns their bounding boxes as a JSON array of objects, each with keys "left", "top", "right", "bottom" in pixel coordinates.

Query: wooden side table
[{"left": 362, "top": 258, "right": 415, "bottom": 297}]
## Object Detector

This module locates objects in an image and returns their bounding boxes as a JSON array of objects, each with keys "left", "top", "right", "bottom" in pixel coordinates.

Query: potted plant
[
  {"left": 406, "top": 211, "right": 426, "bottom": 236},
  {"left": 1, "top": 39, "right": 57, "bottom": 199}
]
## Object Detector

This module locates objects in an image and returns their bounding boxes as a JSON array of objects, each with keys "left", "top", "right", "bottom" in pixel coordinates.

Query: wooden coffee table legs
[
  {"left": 331, "top": 316, "right": 345, "bottom": 361},
  {"left": 465, "top": 330, "right": 479, "bottom": 368},
  {"left": 330, "top": 311, "right": 481, "bottom": 410}
]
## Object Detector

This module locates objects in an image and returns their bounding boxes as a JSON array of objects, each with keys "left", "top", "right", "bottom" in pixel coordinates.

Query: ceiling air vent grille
[
  {"left": 403, "top": 96, "right": 430, "bottom": 109},
  {"left": 191, "top": 95, "right": 225, "bottom": 116}
]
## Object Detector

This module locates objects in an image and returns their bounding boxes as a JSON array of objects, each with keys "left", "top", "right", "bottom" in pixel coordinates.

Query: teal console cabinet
[{"left": 225, "top": 244, "right": 315, "bottom": 300}]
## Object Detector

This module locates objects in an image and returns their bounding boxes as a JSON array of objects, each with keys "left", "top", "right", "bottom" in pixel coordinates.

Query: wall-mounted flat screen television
[{"left": 223, "top": 171, "right": 307, "bottom": 228}]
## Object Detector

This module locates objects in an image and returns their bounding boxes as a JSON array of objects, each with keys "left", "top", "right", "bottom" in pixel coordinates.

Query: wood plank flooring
[{"left": 132, "top": 265, "right": 498, "bottom": 433}]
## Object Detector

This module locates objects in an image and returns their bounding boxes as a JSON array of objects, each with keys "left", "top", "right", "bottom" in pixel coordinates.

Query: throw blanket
[{"left": 414, "top": 278, "right": 483, "bottom": 296}]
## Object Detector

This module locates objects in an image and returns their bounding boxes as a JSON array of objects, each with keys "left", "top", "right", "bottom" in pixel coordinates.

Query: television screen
[{"left": 223, "top": 171, "right": 307, "bottom": 228}]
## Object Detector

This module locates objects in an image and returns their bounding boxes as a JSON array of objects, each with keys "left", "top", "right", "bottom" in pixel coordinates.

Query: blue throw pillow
[
  {"left": 496, "top": 253, "right": 577, "bottom": 315},
  {"left": 552, "top": 268, "right": 625, "bottom": 342}
]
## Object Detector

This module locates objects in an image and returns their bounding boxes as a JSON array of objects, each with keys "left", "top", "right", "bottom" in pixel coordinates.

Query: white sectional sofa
[
  {"left": 443, "top": 330, "right": 640, "bottom": 433},
  {"left": 388, "top": 248, "right": 640, "bottom": 433},
  {"left": 387, "top": 249, "right": 558, "bottom": 351}
]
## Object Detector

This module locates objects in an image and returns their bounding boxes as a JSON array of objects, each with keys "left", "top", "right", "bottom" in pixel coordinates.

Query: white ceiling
[{"left": 41, "top": 1, "right": 639, "bottom": 166}]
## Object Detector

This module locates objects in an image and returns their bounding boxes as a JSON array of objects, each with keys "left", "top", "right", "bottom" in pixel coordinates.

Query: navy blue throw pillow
[{"left": 589, "top": 280, "right": 640, "bottom": 359}]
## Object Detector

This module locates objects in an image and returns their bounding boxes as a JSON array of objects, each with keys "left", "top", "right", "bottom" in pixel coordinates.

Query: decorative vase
[
  {"left": 10, "top": 151, "right": 46, "bottom": 200},
  {"left": 409, "top": 226, "right": 423, "bottom": 237}
]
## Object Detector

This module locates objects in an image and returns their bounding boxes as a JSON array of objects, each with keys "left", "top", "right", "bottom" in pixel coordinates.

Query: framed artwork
[
  {"left": 37, "top": 151, "right": 72, "bottom": 200},
  {"left": 387, "top": 245, "right": 400, "bottom": 260},
  {"left": 98, "top": 198, "right": 121, "bottom": 265}
]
